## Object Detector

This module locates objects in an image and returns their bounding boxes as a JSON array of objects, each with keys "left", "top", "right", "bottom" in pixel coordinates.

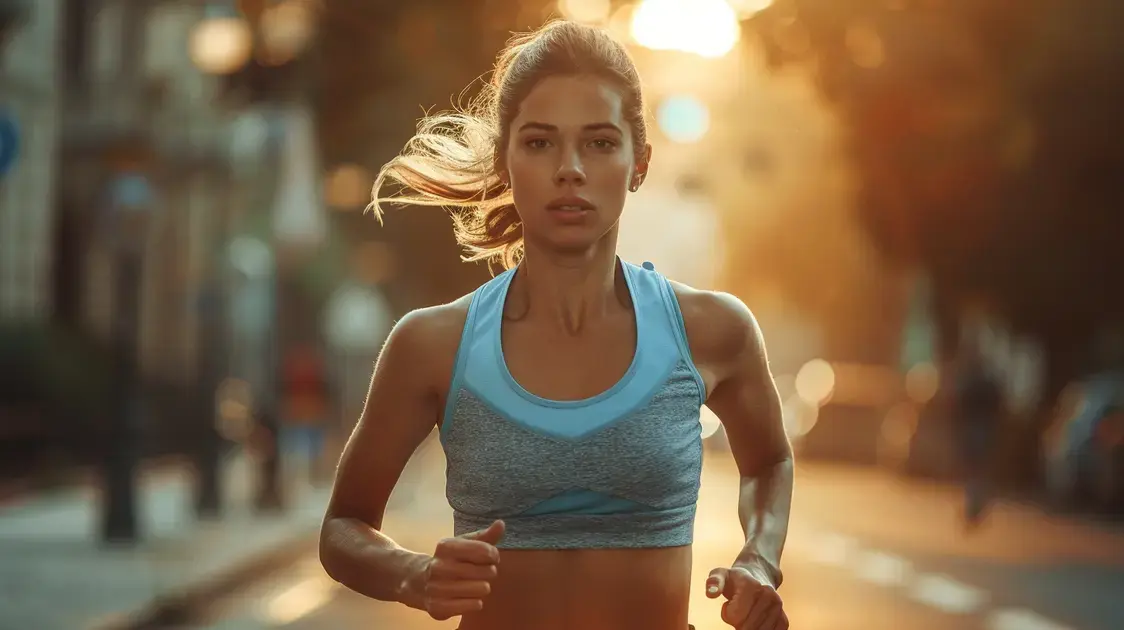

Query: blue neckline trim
[{"left": 492, "top": 258, "right": 646, "bottom": 410}]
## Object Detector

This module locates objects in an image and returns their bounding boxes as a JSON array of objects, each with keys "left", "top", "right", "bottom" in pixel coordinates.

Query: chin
[{"left": 530, "top": 231, "right": 607, "bottom": 257}]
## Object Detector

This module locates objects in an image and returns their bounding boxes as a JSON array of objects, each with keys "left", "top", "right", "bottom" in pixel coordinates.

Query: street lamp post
[
  {"left": 102, "top": 168, "right": 157, "bottom": 544},
  {"left": 193, "top": 168, "right": 235, "bottom": 518},
  {"left": 98, "top": 0, "right": 154, "bottom": 545}
]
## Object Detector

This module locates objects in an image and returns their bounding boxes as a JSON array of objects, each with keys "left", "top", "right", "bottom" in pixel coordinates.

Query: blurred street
[
  {"left": 191, "top": 439, "right": 1124, "bottom": 630},
  {"left": 4, "top": 1, "right": 1124, "bottom": 629}
]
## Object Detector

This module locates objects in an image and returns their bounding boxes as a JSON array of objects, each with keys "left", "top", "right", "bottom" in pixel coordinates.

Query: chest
[
  {"left": 501, "top": 315, "right": 636, "bottom": 401},
  {"left": 443, "top": 366, "right": 705, "bottom": 514}
]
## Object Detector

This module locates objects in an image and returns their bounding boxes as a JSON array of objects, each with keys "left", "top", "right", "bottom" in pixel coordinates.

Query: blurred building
[
  {"left": 0, "top": 0, "right": 59, "bottom": 320},
  {"left": 55, "top": 1, "right": 243, "bottom": 381},
  {"left": 0, "top": 0, "right": 291, "bottom": 471}
]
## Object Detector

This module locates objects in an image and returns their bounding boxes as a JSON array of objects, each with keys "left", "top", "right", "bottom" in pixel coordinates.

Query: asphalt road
[{"left": 196, "top": 440, "right": 1124, "bottom": 630}]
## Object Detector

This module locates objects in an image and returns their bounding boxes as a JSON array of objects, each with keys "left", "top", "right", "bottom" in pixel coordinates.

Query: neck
[{"left": 513, "top": 233, "right": 622, "bottom": 334}]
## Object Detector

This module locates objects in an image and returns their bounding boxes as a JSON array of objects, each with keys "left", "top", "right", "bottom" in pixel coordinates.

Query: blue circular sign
[{"left": 0, "top": 109, "right": 19, "bottom": 178}]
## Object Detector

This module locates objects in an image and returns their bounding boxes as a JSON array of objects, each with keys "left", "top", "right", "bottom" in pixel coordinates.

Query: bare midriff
[{"left": 455, "top": 545, "right": 694, "bottom": 630}]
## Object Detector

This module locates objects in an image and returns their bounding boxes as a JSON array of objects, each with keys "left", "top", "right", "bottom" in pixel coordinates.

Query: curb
[
  {"left": 1, "top": 456, "right": 188, "bottom": 510},
  {"left": 89, "top": 527, "right": 321, "bottom": 630}
]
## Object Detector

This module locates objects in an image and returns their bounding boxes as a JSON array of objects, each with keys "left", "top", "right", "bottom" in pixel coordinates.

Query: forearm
[
  {"left": 732, "top": 457, "right": 794, "bottom": 589},
  {"left": 319, "top": 516, "right": 430, "bottom": 609}
]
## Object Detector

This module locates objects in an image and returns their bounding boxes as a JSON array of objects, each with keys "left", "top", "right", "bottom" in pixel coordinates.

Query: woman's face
[{"left": 502, "top": 74, "right": 650, "bottom": 256}]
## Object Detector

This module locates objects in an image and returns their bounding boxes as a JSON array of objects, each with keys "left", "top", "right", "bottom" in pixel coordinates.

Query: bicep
[
  {"left": 325, "top": 312, "right": 444, "bottom": 529},
  {"left": 703, "top": 300, "right": 791, "bottom": 477}
]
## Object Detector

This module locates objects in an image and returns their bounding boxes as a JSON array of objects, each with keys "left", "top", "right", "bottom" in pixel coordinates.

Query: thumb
[
  {"left": 705, "top": 568, "right": 728, "bottom": 599},
  {"left": 462, "top": 519, "right": 506, "bottom": 545}
]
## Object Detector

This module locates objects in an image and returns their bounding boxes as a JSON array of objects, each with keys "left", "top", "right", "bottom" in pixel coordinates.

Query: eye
[
  {"left": 589, "top": 138, "right": 617, "bottom": 150},
  {"left": 525, "top": 138, "right": 551, "bottom": 149}
]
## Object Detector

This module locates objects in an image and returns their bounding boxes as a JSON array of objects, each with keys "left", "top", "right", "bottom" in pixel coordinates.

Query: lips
[
  {"left": 546, "top": 196, "right": 595, "bottom": 213},
  {"left": 545, "top": 196, "right": 595, "bottom": 224}
]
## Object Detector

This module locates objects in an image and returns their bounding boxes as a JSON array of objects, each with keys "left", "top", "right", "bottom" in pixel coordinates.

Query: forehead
[{"left": 513, "top": 75, "right": 626, "bottom": 130}]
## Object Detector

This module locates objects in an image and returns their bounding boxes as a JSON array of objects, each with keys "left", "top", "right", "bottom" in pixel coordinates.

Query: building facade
[{"left": 0, "top": 0, "right": 61, "bottom": 321}]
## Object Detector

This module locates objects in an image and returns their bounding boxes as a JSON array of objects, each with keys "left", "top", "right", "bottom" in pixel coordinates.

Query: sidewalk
[{"left": 0, "top": 450, "right": 331, "bottom": 630}]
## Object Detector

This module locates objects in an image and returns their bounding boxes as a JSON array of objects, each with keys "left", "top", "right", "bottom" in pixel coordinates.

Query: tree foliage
[{"left": 748, "top": 0, "right": 1124, "bottom": 343}]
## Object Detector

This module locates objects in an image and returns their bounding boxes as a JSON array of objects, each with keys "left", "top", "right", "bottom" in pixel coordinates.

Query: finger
[
  {"left": 747, "top": 603, "right": 785, "bottom": 630},
  {"left": 721, "top": 600, "right": 744, "bottom": 627},
  {"left": 764, "top": 606, "right": 789, "bottom": 630},
  {"left": 706, "top": 568, "right": 727, "bottom": 599},
  {"left": 461, "top": 520, "right": 506, "bottom": 545},
  {"left": 743, "top": 593, "right": 779, "bottom": 629},
  {"left": 436, "top": 538, "right": 500, "bottom": 565},
  {"left": 427, "top": 598, "right": 483, "bottom": 621},
  {"left": 427, "top": 579, "right": 492, "bottom": 599},
  {"left": 721, "top": 593, "right": 752, "bottom": 627},
  {"left": 430, "top": 560, "right": 499, "bottom": 581}
]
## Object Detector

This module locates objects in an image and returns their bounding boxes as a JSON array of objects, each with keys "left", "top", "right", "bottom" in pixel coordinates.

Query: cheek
[
  {"left": 508, "top": 164, "right": 550, "bottom": 210},
  {"left": 506, "top": 151, "right": 550, "bottom": 190},
  {"left": 591, "top": 156, "right": 634, "bottom": 194},
  {"left": 597, "top": 151, "right": 635, "bottom": 180}
]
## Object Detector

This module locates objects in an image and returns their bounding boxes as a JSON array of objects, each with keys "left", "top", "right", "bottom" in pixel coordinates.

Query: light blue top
[{"left": 440, "top": 259, "right": 706, "bottom": 549}]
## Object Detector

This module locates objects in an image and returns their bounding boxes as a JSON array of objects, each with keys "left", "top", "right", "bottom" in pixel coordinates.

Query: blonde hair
[{"left": 369, "top": 19, "right": 648, "bottom": 270}]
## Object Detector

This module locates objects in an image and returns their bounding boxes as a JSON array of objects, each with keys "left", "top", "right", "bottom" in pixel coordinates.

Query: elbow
[{"left": 318, "top": 516, "right": 347, "bottom": 585}]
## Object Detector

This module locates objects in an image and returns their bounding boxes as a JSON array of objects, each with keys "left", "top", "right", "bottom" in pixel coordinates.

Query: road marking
[
  {"left": 853, "top": 550, "right": 912, "bottom": 587},
  {"left": 256, "top": 559, "right": 337, "bottom": 626},
  {"left": 908, "top": 573, "right": 990, "bottom": 615},
  {"left": 987, "top": 608, "right": 1075, "bottom": 630},
  {"left": 801, "top": 530, "right": 1076, "bottom": 630},
  {"left": 806, "top": 531, "right": 857, "bottom": 567}
]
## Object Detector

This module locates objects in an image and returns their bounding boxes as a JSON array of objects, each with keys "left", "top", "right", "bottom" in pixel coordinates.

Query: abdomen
[{"left": 457, "top": 546, "right": 694, "bottom": 630}]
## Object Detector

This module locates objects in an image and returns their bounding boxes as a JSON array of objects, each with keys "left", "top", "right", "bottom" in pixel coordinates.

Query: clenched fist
[
  {"left": 417, "top": 520, "right": 506, "bottom": 621},
  {"left": 706, "top": 566, "right": 788, "bottom": 630}
]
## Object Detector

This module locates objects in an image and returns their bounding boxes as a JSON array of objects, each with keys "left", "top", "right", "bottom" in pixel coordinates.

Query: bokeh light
[
  {"left": 904, "top": 362, "right": 941, "bottom": 404},
  {"left": 188, "top": 16, "right": 253, "bottom": 75},
  {"left": 795, "top": 359, "right": 836, "bottom": 406},
  {"left": 630, "top": 0, "right": 741, "bottom": 58},
  {"left": 228, "top": 236, "right": 274, "bottom": 279},
  {"left": 259, "top": 0, "right": 317, "bottom": 66},
  {"left": 782, "top": 395, "right": 819, "bottom": 439},
  {"left": 657, "top": 95, "right": 711, "bottom": 144}
]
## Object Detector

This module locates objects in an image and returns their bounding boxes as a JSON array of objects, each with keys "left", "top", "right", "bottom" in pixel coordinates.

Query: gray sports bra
[{"left": 439, "top": 260, "right": 705, "bottom": 549}]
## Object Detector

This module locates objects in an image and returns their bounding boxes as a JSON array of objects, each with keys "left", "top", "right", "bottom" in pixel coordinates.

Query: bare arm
[
  {"left": 319, "top": 305, "right": 457, "bottom": 609},
  {"left": 684, "top": 290, "right": 794, "bottom": 590}
]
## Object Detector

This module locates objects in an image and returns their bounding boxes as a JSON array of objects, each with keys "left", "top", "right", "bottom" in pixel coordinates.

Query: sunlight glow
[
  {"left": 727, "top": 0, "right": 775, "bottom": 19},
  {"left": 630, "top": 0, "right": 741, "bottom": 58},
  {"left": 558, "top": 0, "right": 613, "bottom": 24}
]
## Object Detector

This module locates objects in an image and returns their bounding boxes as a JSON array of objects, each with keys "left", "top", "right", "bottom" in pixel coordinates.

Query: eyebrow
[{"left": 518, "top": 122, "right": 624, "bottom": 134}]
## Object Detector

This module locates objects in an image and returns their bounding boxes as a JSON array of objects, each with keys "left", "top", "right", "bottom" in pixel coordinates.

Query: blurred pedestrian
[
  {"left": 280, "top": 343, "right": 333, "bottom": 485},
  {"left": 953, "top": 343, "right": 1004, "bottom": 529},
  {"left": 319, "top": 20, "right": 793, "bottom": 630}
]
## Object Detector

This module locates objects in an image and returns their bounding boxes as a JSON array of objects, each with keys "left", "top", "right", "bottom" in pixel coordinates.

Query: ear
[{"left": 631, "top": 143, "right": 653, "bottom": 191}]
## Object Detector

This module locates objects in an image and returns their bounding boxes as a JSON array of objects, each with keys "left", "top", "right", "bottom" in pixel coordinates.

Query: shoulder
[
  {"left": 667, "top": 280, "right": 766, "bottom": 370},
  {"left": 393, "top": 292, "right": 473, "bottom": 345},
  {"left": 380, "top": 291, "right": 475, "bottom": 388}
]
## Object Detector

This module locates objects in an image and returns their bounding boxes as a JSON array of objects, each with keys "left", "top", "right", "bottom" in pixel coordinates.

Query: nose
[{"left": 554, "top": 146, "right": 586, "bottom": 186}]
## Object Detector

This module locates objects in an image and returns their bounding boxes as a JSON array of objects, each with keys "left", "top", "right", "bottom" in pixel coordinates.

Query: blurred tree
[
  {"left": 748, "top": 0, "right": 1124, "bottom": 388},
  {"left": 314, "top": 0, "right": 557, "bottom": 311}
]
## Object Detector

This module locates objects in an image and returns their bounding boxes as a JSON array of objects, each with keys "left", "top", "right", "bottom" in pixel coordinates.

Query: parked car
[{"left": 1043, "top": 371, "right": 1124, "bottom": 512}]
